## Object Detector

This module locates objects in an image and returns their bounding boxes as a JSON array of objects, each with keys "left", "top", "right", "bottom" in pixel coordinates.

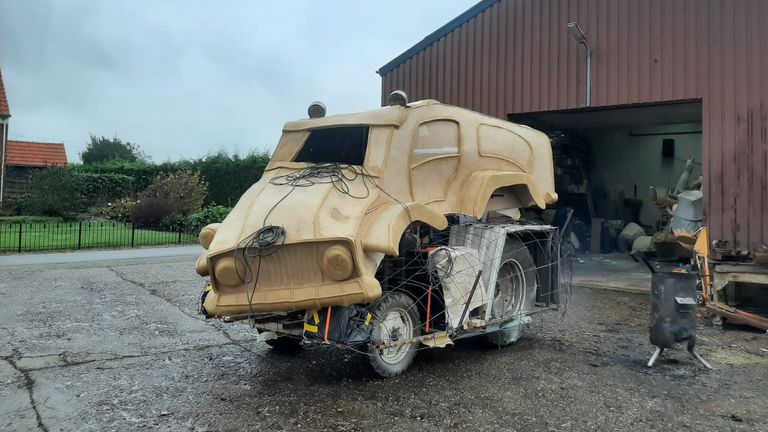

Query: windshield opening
[{"left": 293, "top": 126, "right": 369, "bottom": 165}]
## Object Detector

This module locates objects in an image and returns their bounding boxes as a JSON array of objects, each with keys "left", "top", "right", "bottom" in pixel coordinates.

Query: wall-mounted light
[{"left": 567, "top": 22, "right": 592, "bottom": 107}]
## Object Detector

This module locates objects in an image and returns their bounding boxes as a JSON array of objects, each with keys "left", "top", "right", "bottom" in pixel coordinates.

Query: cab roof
[{"left": 282, "top": 100, "right": 442, "bottom": 132}]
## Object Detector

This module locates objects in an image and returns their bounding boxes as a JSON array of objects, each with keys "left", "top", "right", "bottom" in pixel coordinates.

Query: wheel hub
[
  {"left": 493, "top": 259, "right": 526, "bottom": 320},
  {"left": 376, "top": 307, "right": 413, "bottom": 364}
]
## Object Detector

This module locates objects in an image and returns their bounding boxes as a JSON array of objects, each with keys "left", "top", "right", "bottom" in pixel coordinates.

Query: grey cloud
[{"left": 0, "top": 0, "right": 476, "bottom": 162}]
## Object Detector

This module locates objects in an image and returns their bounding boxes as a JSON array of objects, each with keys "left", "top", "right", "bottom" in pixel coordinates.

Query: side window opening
[
  {"left": 293, "top": 126, "right": 370, "bottom": 165},
  {"left": 412, "top": 120, "right": 460, "bottom": 166},
  {"left": 410, "top": 120, "right": 461, "bottom": 203}
]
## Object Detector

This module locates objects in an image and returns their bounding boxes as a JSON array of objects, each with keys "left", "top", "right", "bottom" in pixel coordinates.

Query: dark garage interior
[{"left": 510, "top": 101, "right": 703, "bottom": 253}]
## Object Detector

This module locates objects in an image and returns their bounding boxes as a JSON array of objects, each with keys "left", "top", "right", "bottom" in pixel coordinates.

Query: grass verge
[{"left": 0, "top": 221, "right": 197, "bottom": 253}]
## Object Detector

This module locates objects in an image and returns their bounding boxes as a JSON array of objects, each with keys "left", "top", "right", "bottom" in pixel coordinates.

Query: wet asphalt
[{"left": 0, "top": 255, "right": 766, "bottom": 431}]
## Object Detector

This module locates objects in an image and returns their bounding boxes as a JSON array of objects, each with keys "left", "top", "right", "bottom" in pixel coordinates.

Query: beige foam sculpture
[{"left": 198, "top": 100, "right": 557, "bottom": 316}]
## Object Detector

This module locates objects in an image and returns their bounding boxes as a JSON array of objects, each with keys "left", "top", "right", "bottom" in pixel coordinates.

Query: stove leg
[
  {"left": 647, "top": 346, "right": 664, "bottom": 367},
  {"left": 688, "top": 347, "right": 713, "bottom": 370}
]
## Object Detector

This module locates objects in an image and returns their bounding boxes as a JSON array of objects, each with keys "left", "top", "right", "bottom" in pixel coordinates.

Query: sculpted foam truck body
[{"left": 195, "top": 95, "right": 560, "bottom": 376}]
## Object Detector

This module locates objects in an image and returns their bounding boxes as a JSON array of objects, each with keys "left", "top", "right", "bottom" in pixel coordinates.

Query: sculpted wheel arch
[
  {"left": 486, "top": 184, "right": 539, "bottom": 212},
  {"left": 360, "top": 202, "right": 448, "bottom": 256},
  {"left": 460, "top": 172, "right": 559, "bottom": 218}
]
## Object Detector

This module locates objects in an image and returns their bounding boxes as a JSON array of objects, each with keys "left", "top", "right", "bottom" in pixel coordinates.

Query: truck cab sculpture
[{"left": 196, "top": 92, "right": 561, "bottom": 376}]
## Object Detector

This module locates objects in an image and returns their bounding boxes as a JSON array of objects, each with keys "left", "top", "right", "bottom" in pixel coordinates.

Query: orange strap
[
  {"left": 425, "top": 286, "right": 432, "bottom": 333},
  {"left": 324, "top": 306, "right": 332, "bottom": 342}
]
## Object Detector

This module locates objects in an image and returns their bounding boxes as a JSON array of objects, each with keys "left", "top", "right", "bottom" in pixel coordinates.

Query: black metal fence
[{"left": 0, "top": 221, "right": 198, "bottom": 253}]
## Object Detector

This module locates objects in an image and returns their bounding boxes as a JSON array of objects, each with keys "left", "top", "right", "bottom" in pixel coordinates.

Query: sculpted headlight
[
  {"left": 199, "top": 223, "right": 220, "bottom": 250},
  {"left": 195, "top": 254, "right": 209, "bottom": 277},
  {"left": 213, "top": 256, "right": 242, "bottom": 286},
  {"left": 321, "top": 245, "right": 354, "bottom": 281}
]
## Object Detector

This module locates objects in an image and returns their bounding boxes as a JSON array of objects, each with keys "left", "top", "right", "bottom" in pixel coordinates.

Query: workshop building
[{"left": 378, "top": 0, "right": 768, "bottom": 256}]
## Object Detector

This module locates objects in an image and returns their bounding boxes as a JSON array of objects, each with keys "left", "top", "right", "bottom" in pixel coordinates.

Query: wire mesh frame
[
  {"left": 358, "top": 224, "right": 570, "bottom": 353},
  {"left": 242, "top": 222, "right": 572, "bottom": 358}
]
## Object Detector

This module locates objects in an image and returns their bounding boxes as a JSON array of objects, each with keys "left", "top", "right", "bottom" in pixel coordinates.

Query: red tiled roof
[
  {"left": 0, "top": 68, "right": 9, "bottom": 117},
  {"left": 5, "top": 140, "right": 68, "bottom": 167}
]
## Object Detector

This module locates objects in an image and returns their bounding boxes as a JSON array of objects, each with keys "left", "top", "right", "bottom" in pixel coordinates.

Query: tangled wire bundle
[
  {"left": 269, "top": 162, "right": 372, "bottom": 199},
  {"left": 234, "top": 225, "right": 286, "bottom": 285}
]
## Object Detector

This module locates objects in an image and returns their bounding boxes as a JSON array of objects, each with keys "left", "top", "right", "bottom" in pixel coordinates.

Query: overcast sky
[{"left": 0, "top": 0, "right": 475, "bottom": 163}]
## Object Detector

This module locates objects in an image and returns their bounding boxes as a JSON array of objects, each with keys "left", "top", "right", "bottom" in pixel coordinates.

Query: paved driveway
[
  {"left": 0, "top": 245, "right": 202, "bottom": 267},
  {"left": 1, "top": 256, "right": 766, "bottom": 431}
]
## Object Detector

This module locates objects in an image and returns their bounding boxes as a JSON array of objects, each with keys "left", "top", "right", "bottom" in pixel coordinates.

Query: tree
[{"left": 80, "top": 135, "right": 148, "bottom": 164}]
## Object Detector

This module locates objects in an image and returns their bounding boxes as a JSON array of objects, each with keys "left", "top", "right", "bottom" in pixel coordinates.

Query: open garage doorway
[{"left": 510, "top": 100, "right": 703, "bottom": 255}]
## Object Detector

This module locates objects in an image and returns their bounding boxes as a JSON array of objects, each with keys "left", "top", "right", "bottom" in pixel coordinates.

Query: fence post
[
  {"left": 77, "top": 222, "right": 83, "bottom": 250},
  {"left": 17, "top": 223, "right": 22, "bottom": 253},
  {"left": 177, "top": 230, "right": 182, "bottom": 244},
  {"left": 131, "top": 223, "right": 136, "bottom": 247}
]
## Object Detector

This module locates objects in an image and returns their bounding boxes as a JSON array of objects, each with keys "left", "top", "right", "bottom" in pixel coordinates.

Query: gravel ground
[{"left": 0, "top": 256, "right": 766, "bottom": 432}]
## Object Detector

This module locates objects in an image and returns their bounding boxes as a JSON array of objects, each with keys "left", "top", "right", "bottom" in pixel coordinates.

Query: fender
[
  {"left": 360, "top": 202, "right": 448, "bottom": 256},
  {"left": 460, "top": 171, "right": 558, "bottom": 218}
]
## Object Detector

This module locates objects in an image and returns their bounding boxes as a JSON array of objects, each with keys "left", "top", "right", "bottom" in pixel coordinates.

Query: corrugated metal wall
[{"left": 381, "top": 0, "right": 768, "bottom": 253}]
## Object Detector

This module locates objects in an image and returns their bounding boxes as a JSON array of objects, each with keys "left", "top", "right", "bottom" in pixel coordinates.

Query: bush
[
  {"left": 160, "top": 205, "right": 231, "bottom": 234},
  {"left": 100, "top": 197, "right": 136, "bottom": 223},
  {"left": 159, "top": 213, "right": 190, "bottom": 232},
  {"left": 133, "top": 170, "right": 207, "bottom": 227},
  {"left": 15, "top": 168, "right": 87, "bottom": 217},
  {"left": 186, "top": 205, "right": 231, "bottom": 233},
  {"left": 142, "top": 169, "right": 207, "bottom": 214},
  {"left": 132, "top": 198, "right": 177, "bottom": 228}
]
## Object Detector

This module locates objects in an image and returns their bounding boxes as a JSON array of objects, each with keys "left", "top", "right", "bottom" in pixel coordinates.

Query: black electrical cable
[
  {"left": 269, "top": 162, "right": 372, "bottom": 199},
  {"left": 231, "top": 161, "right": 419, "bottom": 328},
  {"left": 427, "top": 246, "right": 455, "bottom": 280},
  {"left": 234, "top": 225, "right": 287, "bottom": 285},
  {"left": 233, "top": 225, "right": 287, "bottom": 326}
]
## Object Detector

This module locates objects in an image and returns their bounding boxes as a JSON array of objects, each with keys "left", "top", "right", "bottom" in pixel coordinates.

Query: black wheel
[
  {"left": 485, "top": 238, "right": 537, "bottom": 346},
  {"left": 199, "top": 283, "right": 213, "bottom": 318},
  {"left": 264, "top": 336, "right": 303, "bottom": 354},
  {"left": 365, "top": 292, "right": 421, "bottom": 377}
]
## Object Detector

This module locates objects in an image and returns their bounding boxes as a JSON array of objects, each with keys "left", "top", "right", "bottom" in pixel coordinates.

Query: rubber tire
[
  {"left": 264, "top": 336, "right": 303, "bottom": 354},
  {"left": 365, "top": 292, "right": 421, "bottom": 377},
  {"left": 485, "top": 238, "right": 537, "bottom": 347},
  {"left": 199, "top": 284, "right": 213, "bottom": 318}
]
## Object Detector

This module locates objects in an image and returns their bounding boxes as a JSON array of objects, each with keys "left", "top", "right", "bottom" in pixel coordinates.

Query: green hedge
[
  {"left": 12, "top": 151, "right": 271, "bottom": 218},
  {"left": 72, "top": 151, "right": 270, "bottom": 206},
  {"left": 12, "top": 169, "right": 136, "bottom": 217},
  {"left": 192, "top": 153, "right": 269, "bottom": 206},
  {"left": 75, "top": 172, "right": 135, "bottom": 203},
  {"left": 71, "top": 160, "right": 180, "bottom": 192},
  {"left": 0, "top": 215, "right": 64, "bottom": 224}
]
